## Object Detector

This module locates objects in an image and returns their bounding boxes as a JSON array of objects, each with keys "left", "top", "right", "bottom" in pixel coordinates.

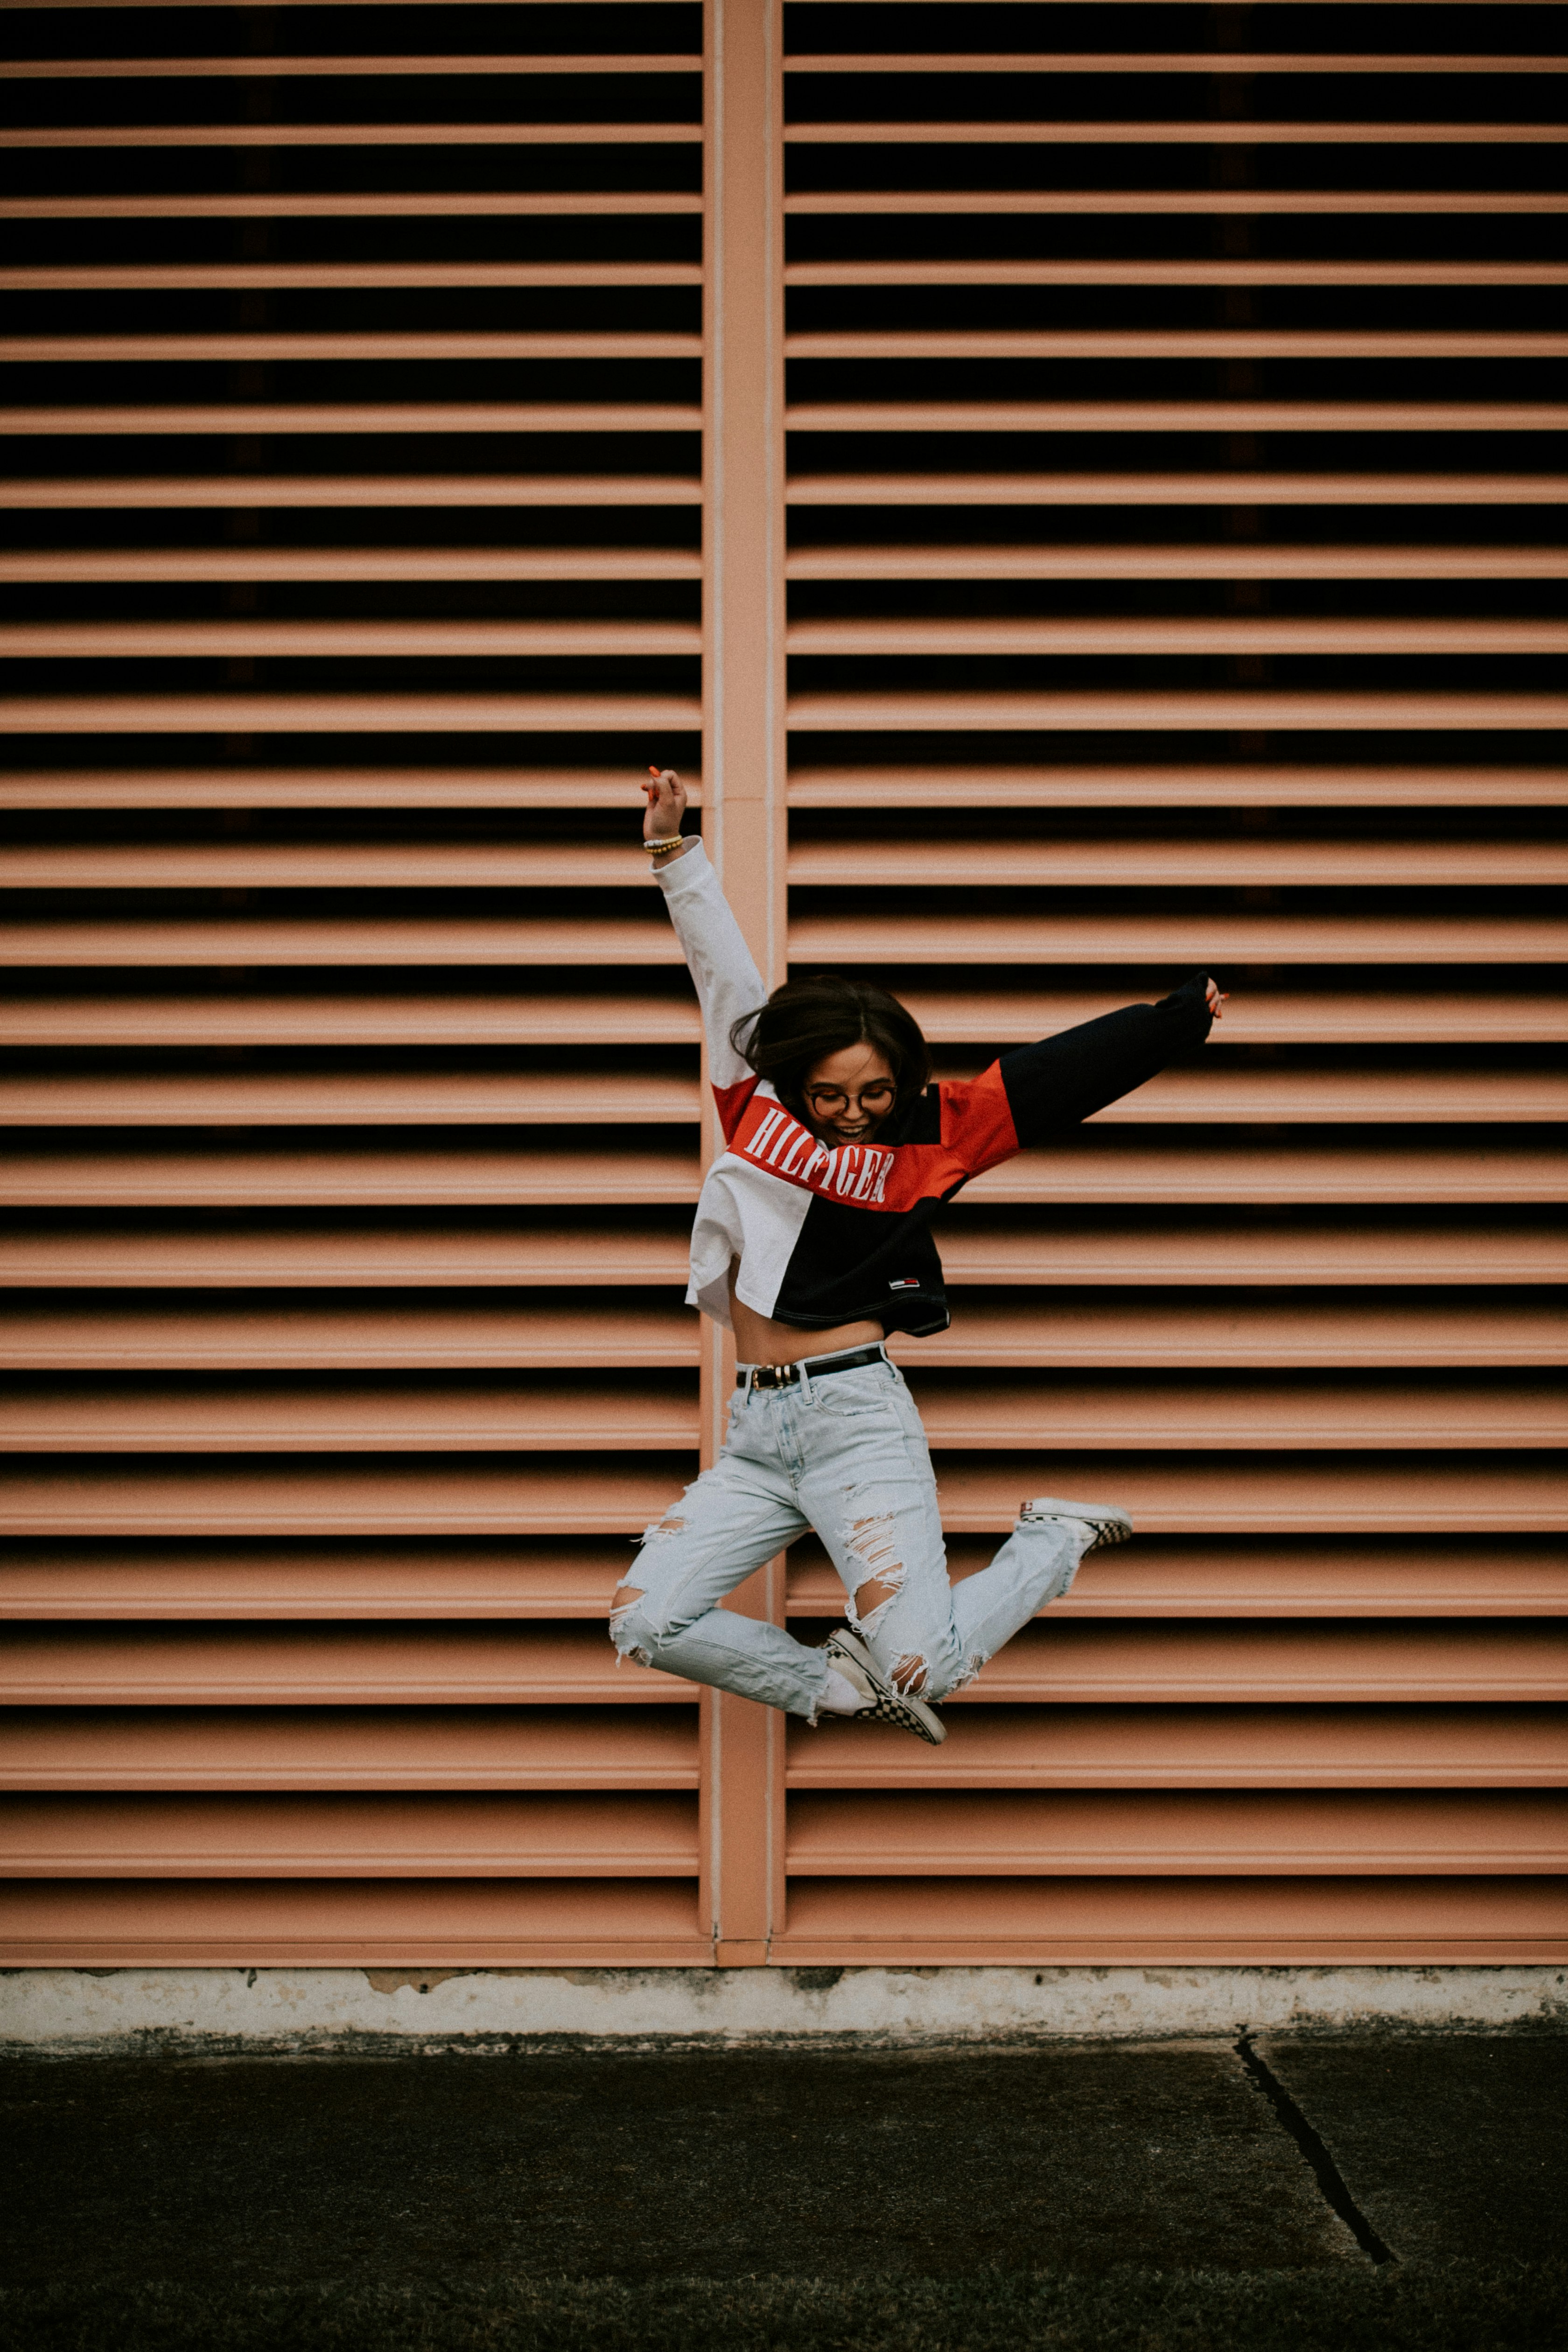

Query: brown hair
[{"left": 729, "top": 975, "right": 931, "bottom": 1126}]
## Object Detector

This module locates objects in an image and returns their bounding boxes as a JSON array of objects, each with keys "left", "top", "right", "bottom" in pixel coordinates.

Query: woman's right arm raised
[{"left": 641, "top": 766, "right": 763, "bottom": 1116}]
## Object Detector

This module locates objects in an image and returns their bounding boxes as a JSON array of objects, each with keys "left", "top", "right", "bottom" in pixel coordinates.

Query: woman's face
[{"left": 800, "top": 1042, "right": 897, "bottom": 1148}]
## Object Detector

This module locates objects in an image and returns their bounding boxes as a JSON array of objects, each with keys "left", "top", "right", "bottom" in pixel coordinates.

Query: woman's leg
[
  {"left": 947, "top": 1512, "right": 1095, "bottom": 1677},
  {"left": 793, "top": 1366, "right": 970, "bottom": 1701},
  {"left": 795, "top": 1366, "right": 1100, "bottom": 1701},
  {"left": 609, "top": 1443, "right": 833, "bottom": 1717}
]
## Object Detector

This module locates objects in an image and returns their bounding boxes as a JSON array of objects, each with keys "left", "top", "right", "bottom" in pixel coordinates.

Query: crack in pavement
[{"left": 1235, "top": 2033, "right": 1397, "bottom": 2267}]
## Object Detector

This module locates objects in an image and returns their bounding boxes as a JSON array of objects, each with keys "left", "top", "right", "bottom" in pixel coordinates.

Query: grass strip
[{"left": 1, "top": 2265, "right": 1563, "bottom": 2352}]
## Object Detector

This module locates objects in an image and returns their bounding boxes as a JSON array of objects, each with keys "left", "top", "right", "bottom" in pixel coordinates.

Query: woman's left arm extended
[{"left": 991, "top": 973, "right": 1225, "bottom": 1148}]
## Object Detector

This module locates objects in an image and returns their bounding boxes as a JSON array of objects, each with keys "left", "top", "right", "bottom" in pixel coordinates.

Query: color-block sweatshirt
[{"left": 657, "top": 839, "right": 1213, "bottom": 1338}]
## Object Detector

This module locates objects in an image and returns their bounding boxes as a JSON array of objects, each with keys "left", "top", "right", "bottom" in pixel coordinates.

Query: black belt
[{"left": 736, "top": 1344, "right": 887, "bottom": 1393}]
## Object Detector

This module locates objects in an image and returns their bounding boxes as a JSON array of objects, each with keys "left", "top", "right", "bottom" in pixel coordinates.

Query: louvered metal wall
[{"left": 1, "top": 0, "right": 1564, "bottom": 1973}]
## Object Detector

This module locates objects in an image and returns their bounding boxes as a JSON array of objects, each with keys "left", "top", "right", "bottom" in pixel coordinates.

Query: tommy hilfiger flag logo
[{"left": 888, "top": 1278, "right": 920, "bottom": 1290}]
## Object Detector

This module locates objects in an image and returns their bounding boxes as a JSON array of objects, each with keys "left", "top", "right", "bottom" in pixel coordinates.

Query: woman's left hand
[{"left": 1205, "top": 978, "right": 1228, "bottom": 1021}]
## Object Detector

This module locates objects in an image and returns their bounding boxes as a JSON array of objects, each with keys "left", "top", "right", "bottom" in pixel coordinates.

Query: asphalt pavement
[{"left": 2, "top": 2031, "right": 1562, "bottom": 2286}]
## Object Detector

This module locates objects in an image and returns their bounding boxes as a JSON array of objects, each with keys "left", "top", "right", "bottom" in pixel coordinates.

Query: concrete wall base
[{"left": 2, "top": 1964, "right": 1565, "bottom": 2054}]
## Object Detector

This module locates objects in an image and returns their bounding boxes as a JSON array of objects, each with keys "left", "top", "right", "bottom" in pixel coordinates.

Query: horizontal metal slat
[
  {"left": 789, "top": 764, "right": 1568, "bottom": 808},
  {"left": 783, "top": 52, "right": 1568, "bottom": 74},
  {"left": 900, "top": 990, "right": 1568, "bottom": 1047},
  {"left": 0, "top": 1379, "right": 699, "bottom": 1453},
  {"left": 788, "top": 1539, "right": 1568, "bottom": 1621},
  {"left": 788, "top": 618, "right": 1568, "bottom": 655},
  {"left": 785, "top": 691, "right": 1568, "bottom": 732},
  {"left": 771, "top": 1876, "right": 1568, "bottom": 1967},
  {"left": 927, "top": 1455, "right": 1568, "bottom": 1535},
  {"left": 0, "top": 1876, "right": 711, "bottom": 1970},
  {"left": 793, "top": 332, "right": 1567, "bottom": 363},
  {"left": 785, "top": 474, "right": 1568, "bottom": 507},
  {"left": 786, "top": 1790, "right": 1568, "bottom": 1876},
  {"left": 786, "top": 546, "right": 1568, "bottom": 581},
  {"left": 4, "top": 1455, "right": 1561, "bottom": 1537},
  {"left": 0, "top": 1299, "right": 699, "bottom": 1372},
  {"left": 0, "top": 1793, "right": 699, "bottom": 1878},
  {"left": 0, "top": 692, "right": 706, "bottom": 733},
  {"left": 1, "top": 196, "right": 708, "bottom": 221},
  {"left": 0, "top": 404, "right": 704, "bottom": 435},
  {"left": 0, "top": 1624, "right": 676, "bottom": 1707},
  {"left": 2, "top": 997, "right": 703, "bottom": 1049},
  {"left": 1053, "top": 1072, "right": 1568, "bottom": 1125},
  {"left": 0, "top": 1072, "right": 700, "bottom": 1128},
  {"left": 14, "top": 52, "right": 706, "bottom": 77},
  {"left": 0, "top": 920, "right": 686, "bottom": 967},
  {"left": 0, "top": 767, "right": 702, "bottom": 811},
  {"left": 2, "top": 476, "right": 705, "bottom": 510},
  {"left": 0, "top": 843, "right": 686, "bottom": 887},
  {"left": 784, "top": 192, "right": 1568, "bottom": 216},
  {"left": 0, "top": 1705, "right": 699, "bottom": 1792},
  {"left": 791, "top": 838, "right": 1568, "bottom": 886},
  {"left": 788, "top": 402, "right": 1568, "bottom": 432},
  {"left": 0, "top": 125, "right": 706, "bottom": 149},
  {"left": 0, "top": 1544, "right": 639, "bottom": 1622},
  {"left": 0, "top": 1144, "right": 701, "bottom": 1209},
  {"left": 890, "top": 1299, "right": 1567, "bottom": 1372},
  {"left": 2, "top": 265, "right": 704, "bottom": 292},
  {"left": 2, "top": 620, "right": 700, "bottom": 658},
  {"left": 951, "top": 1619, "right": 1568, "bottom": 1705},
  {"left": 782, "top": 122, "right": 1568, "bottom": 144},
  {"left": 906, "top": 1376, "right": 1568, "bottom": 1449},
  {"left": 934, "top": 1218, "right": 1568, "bottom": 1288},
  {"left": 794, "top": 912, "right": 1568, "bottom": 963},
  {"left": 787, "top": 261, "right": 1568, "bottom": 287},
  {"left": 788, "top": 1702, "right": 1568, "bottom": 1790},
  {"left": 0, "top": 546, "right": 706, "bottom": 583},
  {"left": 0, "top": 1223, "right": 693, "bottom": 1288}
]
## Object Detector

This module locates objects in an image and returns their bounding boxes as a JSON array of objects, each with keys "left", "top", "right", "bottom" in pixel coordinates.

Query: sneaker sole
[
  {"left": 825, "top": 1629, "right": 948, "bottom": 1745},
  {"left": 1018, "top": 1494, "right": 1134, "bottom": 1552}
]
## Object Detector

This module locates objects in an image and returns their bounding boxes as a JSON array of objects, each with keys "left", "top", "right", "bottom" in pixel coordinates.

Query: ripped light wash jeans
[{"left": 609, "top": 1345, "right": 1091, "bottom": 1719}]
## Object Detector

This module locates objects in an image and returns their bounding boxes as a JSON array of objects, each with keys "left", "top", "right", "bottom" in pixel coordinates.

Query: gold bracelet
[{"left": 644, "top": 835, "right": 687, "bottom": 853}]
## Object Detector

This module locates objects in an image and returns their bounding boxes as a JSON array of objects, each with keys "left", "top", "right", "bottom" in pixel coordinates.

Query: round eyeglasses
[{"left": 803, "top": 1082, "right": 896, "bottom": 1118}]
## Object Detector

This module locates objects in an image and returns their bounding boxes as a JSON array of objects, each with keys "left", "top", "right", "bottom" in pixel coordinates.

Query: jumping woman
[{"left": 611, "top": 768, "right": 1226, "bottom": 1743}]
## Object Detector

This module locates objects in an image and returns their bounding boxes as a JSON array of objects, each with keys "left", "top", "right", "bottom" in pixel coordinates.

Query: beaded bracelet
[{"left": 643, "top": 835, "right": 688, "bottom": 854}]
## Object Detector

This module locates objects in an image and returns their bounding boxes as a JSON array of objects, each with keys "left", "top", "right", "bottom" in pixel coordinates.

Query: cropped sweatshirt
[{"left": 657, "top": 839, "right": 1213, "bottom": 1339}]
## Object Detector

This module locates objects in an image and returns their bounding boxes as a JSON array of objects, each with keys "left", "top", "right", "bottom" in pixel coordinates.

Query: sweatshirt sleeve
[
  {"left": 991, "top": 973, "right": 1214, "bottom": 1151},
  {"left": 654, "top": 839, "right": 768, "bottom": 1132}
]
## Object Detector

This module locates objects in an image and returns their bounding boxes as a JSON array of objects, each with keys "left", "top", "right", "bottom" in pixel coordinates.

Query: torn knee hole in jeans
[
  {"left": 638, "top": 1512, "right": 686, "bottom": 1545},
  {"left": 846, "top": 1507, "right": 907, "bottom": 1633},
  {"left": 609, "top": 1582, "right": 652, "bottom": 1668}
]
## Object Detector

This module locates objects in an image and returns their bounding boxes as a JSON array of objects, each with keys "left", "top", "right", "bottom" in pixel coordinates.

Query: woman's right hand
[{"left": 642, "top": 766, "right": 691, "bottom": 850}]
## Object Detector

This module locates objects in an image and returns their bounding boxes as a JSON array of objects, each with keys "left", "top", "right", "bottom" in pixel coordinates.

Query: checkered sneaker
[
  {"left": 1018, "top": 1494, "right": 1134, "bottom": 1554},
  {"left": 823, "top": 1628, "right": 948, "bottom": 1745}
]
